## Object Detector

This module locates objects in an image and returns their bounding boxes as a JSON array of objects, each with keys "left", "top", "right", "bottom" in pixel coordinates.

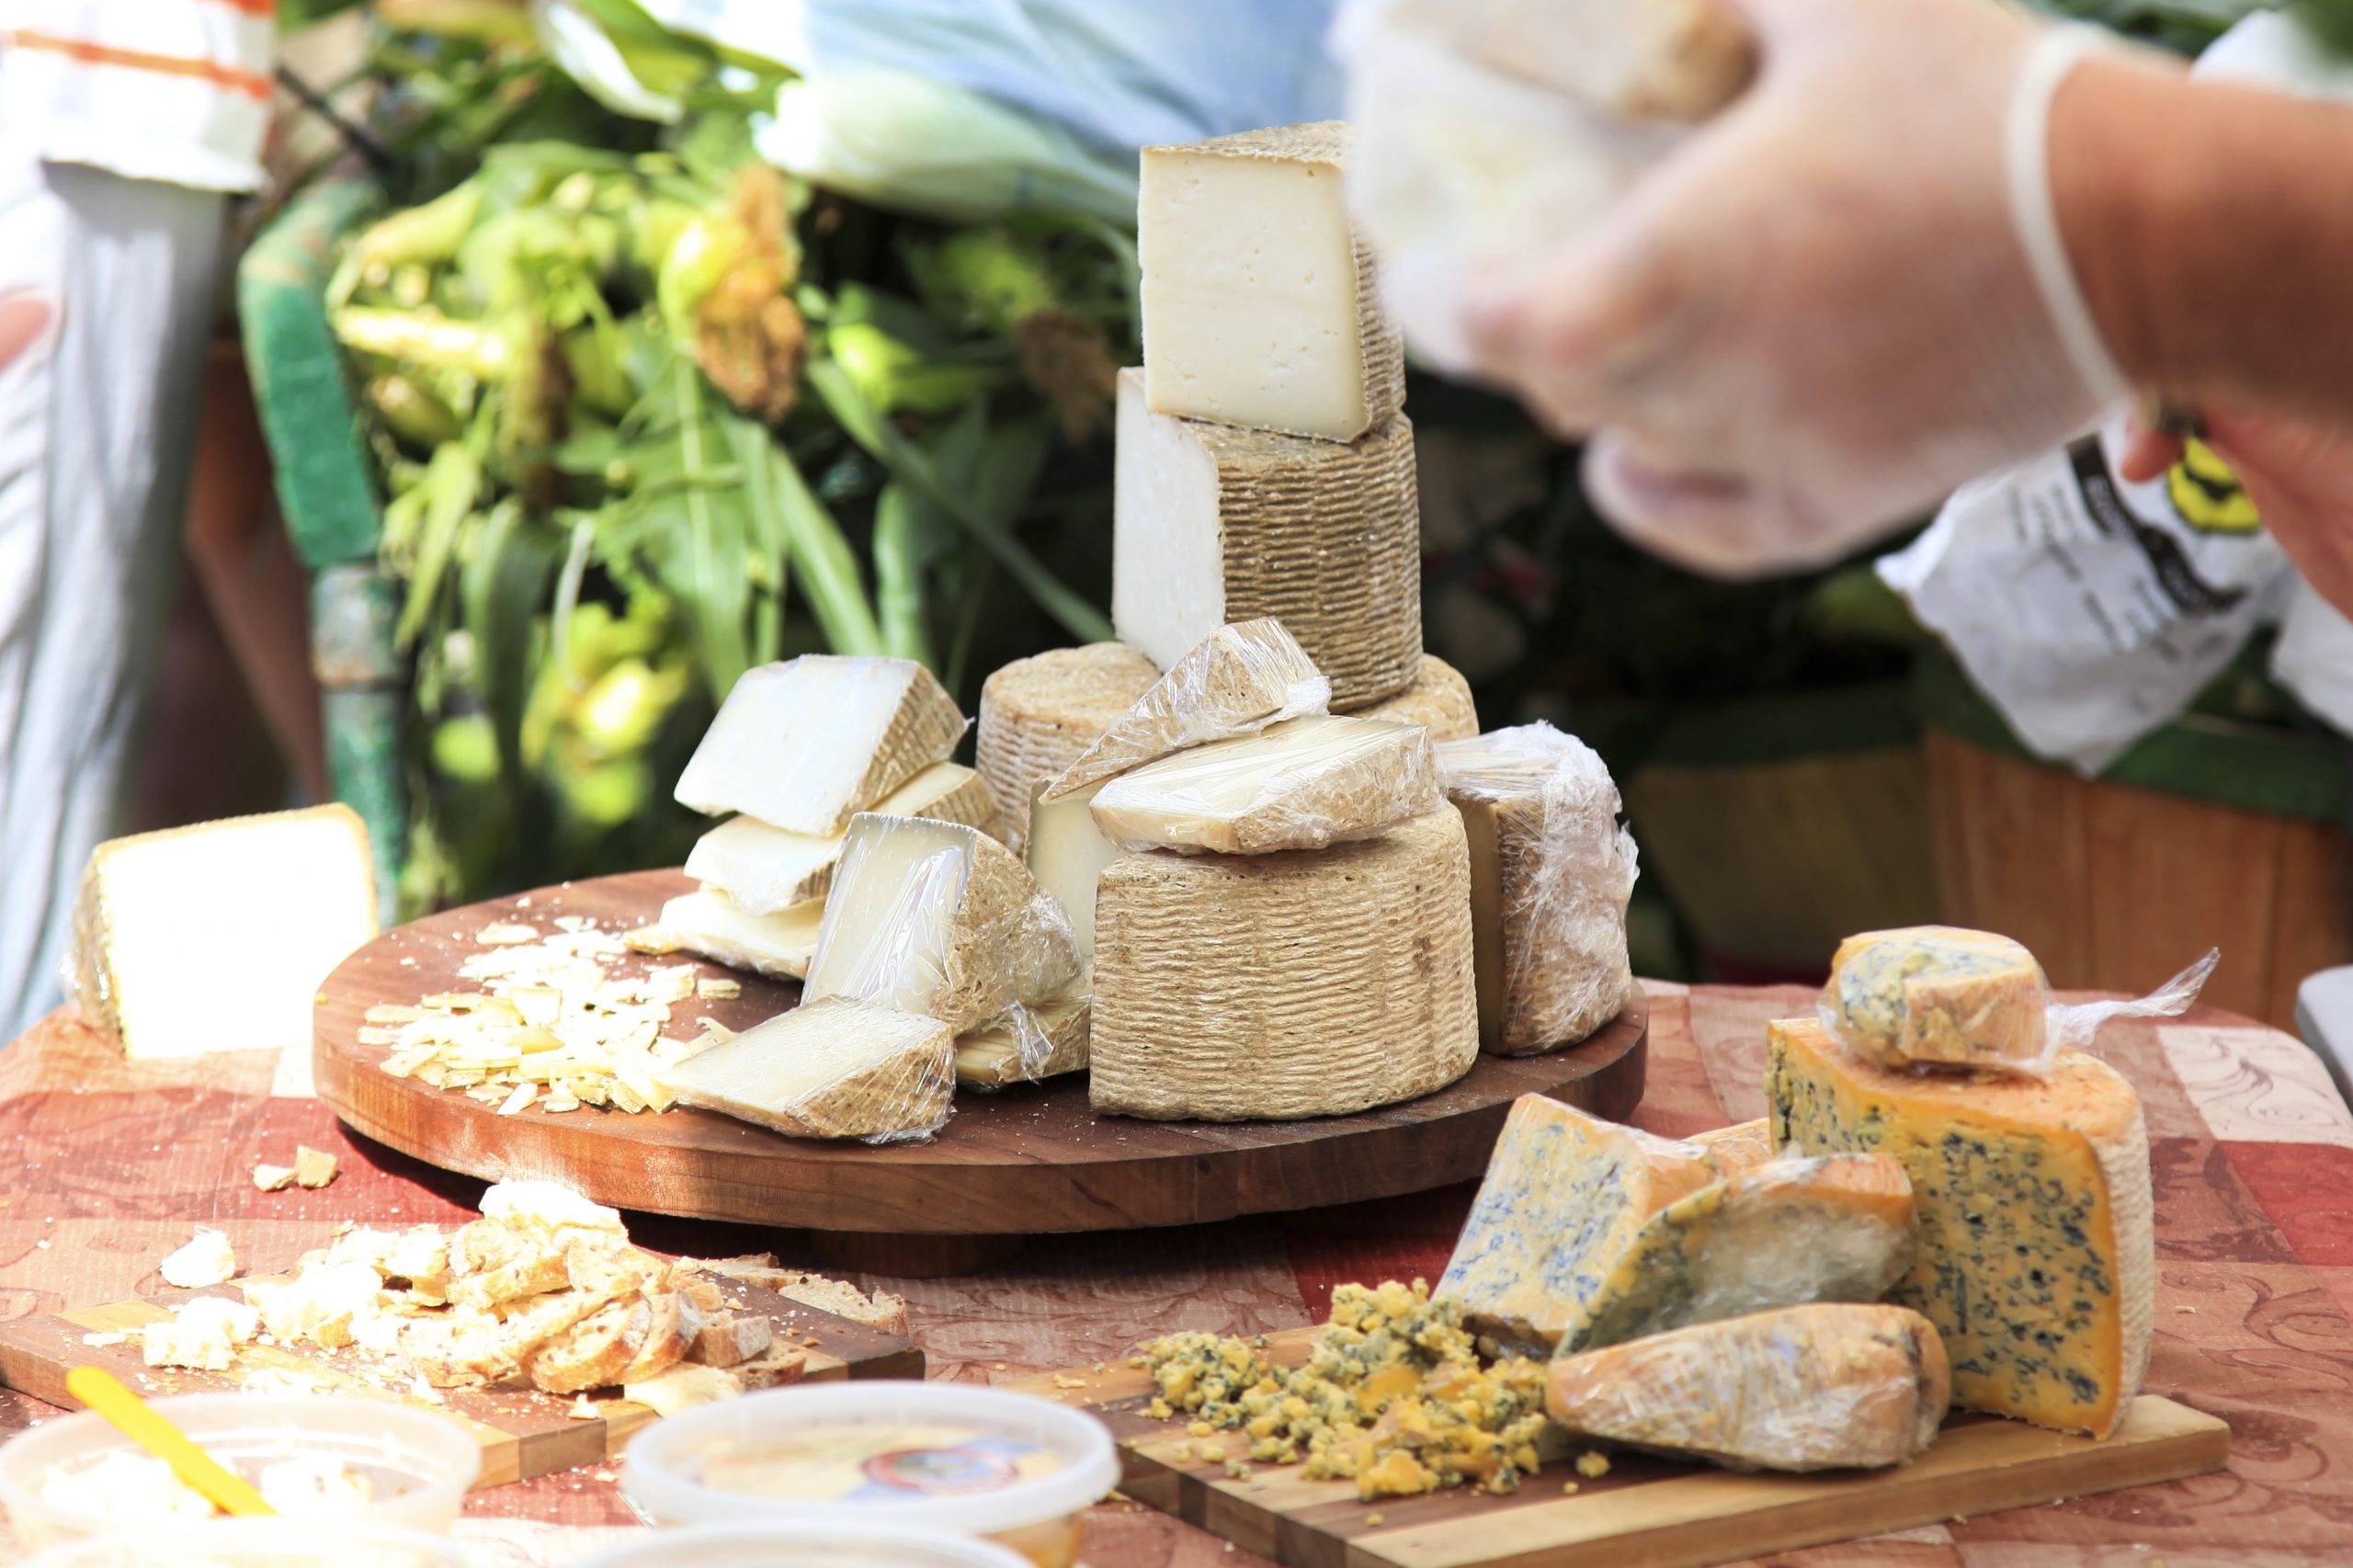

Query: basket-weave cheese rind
[
  {"left": 977, "top": 643, "right": 1159, "bottom": 850},
  {"left": 657, "top": 997, "right": 954, "bottom": 1142},
  {"left": 1824, "top": 925, "right": 2049, "bottom": 1073},
  {"left": 1385, "top": 0, "right": 1756, "bottom": 122},
  {"left": 675, "top": 656, "right": 967, "bottom": 835},
  {"left": 1548, "top": 1303, "right": 1950, "bottom": 1472},
  {"left": 1045, "top": 619, "right": 1330, "bottom": 799},
  {"left": 1139, "top": 121, "right": 1404, "bottom": 442},
  {"left": 658, "top": 891, "right": 822, "bottom": 981},
  {"left": 1348, "top": 653, "right": 1479, "bottom": 737},
  {"left": 1113, "top": 369, "right": 1423, "bottom": 710},
  {"left": 1090, "top": 807, "right": 1477, "bottom": 1121},
  {"left": 955, "top": 994, "right": 1093, "bottom": 1087},
  {"left": 1768, "top": 1016, "right": 2154, "bottom": 1438},
  {"left": 1089, "top": 716, "right": 1441, "bottom": 856},
  {"left": 684, "top": 763, "right": 997, "bottom": 915}
]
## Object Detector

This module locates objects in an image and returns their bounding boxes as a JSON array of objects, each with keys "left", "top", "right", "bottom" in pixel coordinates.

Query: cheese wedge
[
  {"left": 1089, "top": 716, "right": 1440, "bottom": 856},
  {"left": 1438, "top": 724, "right": 1637, "bottom": 1052},
  {"left": 1548, "top": 1303, "right": 1949, "bottom": 1472},
  {"left": 802, "top": 814, "right": 1080, "bottom": 1034},
  {"left": 656, "top": 998, "right": 954, "bottom": 1142},
  {"left": 1112, "top": 369, "right": 1423, "bottom": 710},
  {"left": 1026, "top": 780, "right": 1122, "bottom": 964},
  {"left": 1438, "top": 1094, "right": 1716, "bottom": 1351},
  {"left": 658, "top": 891, "right": 823, "bottom": 982},
  {"left": 1044, "top": 619, "right": 1330, "bottom": 799},
  {"left": 66, "top": 804, "right": 379, "bottom": 1059},
  {"left": 1091, "top": 807, "right": 1477, "bottom": 1120},
  {"left": 1824, "top": 925, "right": 2050, "bottom": 1074},
  {"left": 1351, "top": 653, "right": 1480, "bottom": 743},
  {"left": 1385, "top": 0, "right": 1756, "bottom": 122},
  {"left": 1689, "top": 1118, "right": 1775, "bottom": 1176},
  {"left": 954, "top": 994, "right": 1093, "bottom": 1087},
  {"left": 977, "top": 643, "right": 1159, "bottom": 851},
  {"left": 674, "top": 655, "right": 966, "bottom": 835},
  {"left": 1561, "top": 1153, "right": 1916, "bottom": 1354},
  {"left": 1767, "top": 1017, "right": 2154, "bottom": 1438},
  {"left": 683, "top": 763, "right": 996, "bottom": 915},
  {"left": 1139, "top": 121, "right": 1404, "bottom": 442}
]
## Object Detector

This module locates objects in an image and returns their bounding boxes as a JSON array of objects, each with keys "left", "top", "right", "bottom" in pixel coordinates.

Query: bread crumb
[
  {"left": 1562, "top": 1480, "right": 1580, "bottom": 1494},
  {"left": 1366, "top": 1513, "right": 1384, "bottom": 1527},
  {"left": 293, "top": 1147, "right": 339, "bottom": 1188},
  {"left": 160, "top": 1229, "right": 236, "bottom": 1288},
  {"left": 252, "top": 1164, "right": 297, "bottom": 1192}
]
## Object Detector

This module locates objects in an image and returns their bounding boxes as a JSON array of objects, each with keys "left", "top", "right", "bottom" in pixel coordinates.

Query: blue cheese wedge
[{"left": 1824, "top": 925, "right": 2047, "bottom": 1073}]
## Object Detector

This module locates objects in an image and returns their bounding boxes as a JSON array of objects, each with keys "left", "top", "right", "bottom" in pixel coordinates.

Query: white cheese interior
[
  {"left": 684, "top": 763, "right": 976, "bottom": 915},
  {"left": 801, "top": 816, "right": 973, "bottom": 1017},
  {"left": 1112, "top": 369, "right": 1227, "bottom": 670},
  {"left": 1026, "top": 780, "right": 1122, "bottom": 963},
  {"left": 673, "top": 656, "right": 925, "bottom": 831},
  {"left": 1088, "top": 715, "right": 1427, "bottom": 850},
  {"left": 659, "top": 890, "right": 824, "bottom": 980},
  {"left": 655, "top": 997, "right": 947, "bottom": 1132}
]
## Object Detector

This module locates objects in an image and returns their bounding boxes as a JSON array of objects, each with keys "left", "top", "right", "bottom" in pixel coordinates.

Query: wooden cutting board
[
  {"left": 0, "top": 1278, "right": 922, "bottom": 1488},
  {"left": 1009, "top": 1328, "right": 2230, "bottom": 1568}
]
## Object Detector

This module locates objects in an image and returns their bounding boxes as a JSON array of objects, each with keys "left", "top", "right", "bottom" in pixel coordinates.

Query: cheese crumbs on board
[{"left": 1136, "top": 1280, "right": 1550, "bottom": 1501}]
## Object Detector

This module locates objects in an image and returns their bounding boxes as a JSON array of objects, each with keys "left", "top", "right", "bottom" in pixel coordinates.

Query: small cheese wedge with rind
[
  {"left": 954, "top": 994, "right": 1093, "bottom": 1088},
  {"left": 656, "top": 998, "right": 954, "bottom": 1142},
  {"left": 1688, "top": 1118, "right": 1774, "bottom": 1177},
  {"left": 658, "top": 891, "right": 822, "bottom": 982},
  {"left": 1824, "top": 925, "right": 2049, "bottom": 1073},
  {"left": 1089, "top": 715, "right": 1439, "bottom": 856},
  {"left": 683, "top": 763, "right": 996, "bottom": 915},
  {"left": 1045, "top": 619, "right": 1329, "bottom": 799},
  {"left": 1027, "top": 780, "right": 1122, "bottom": 964}
]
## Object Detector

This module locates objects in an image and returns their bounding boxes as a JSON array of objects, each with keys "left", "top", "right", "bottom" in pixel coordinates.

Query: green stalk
[
  {"left": 745, "top": 429, "right": 889, "bottom": 658},
  {"left": 333, "top": 307, "right": 511, "bottom": 380},
  {"left": 871, "top": 484, "right": 937, "bottom": 668}
]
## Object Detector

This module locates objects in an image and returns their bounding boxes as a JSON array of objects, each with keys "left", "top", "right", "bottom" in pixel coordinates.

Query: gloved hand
[
  {"left": 1451, "top": 0, "right": 2161, "bottom": 577},
  {"left": 2121, "top": 409, "right": 2353, "bottom": 616}
]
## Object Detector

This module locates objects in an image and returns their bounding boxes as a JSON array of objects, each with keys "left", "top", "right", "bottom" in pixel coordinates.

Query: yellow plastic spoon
[{"left": 64, "top": 1364, "right": 277, "bottom": 1517}]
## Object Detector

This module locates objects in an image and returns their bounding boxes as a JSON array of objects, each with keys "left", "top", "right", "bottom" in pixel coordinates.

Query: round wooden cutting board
[{"left": 314, "top": 870, "right": 1647, "bottom": 1241}]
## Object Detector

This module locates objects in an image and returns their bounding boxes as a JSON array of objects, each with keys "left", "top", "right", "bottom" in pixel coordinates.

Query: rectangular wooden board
[
  {"left": 1011, "top": 1326, "right": 2229, "bottom": 1568},
  {"left": 0, "top": 1278, "right": 922, "bottom": 1489}
]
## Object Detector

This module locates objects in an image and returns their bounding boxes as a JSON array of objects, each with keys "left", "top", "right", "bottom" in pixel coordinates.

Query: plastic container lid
[
  {"left": 0, "top": 1393, "right": 480, "bottom": 1549},
  {"left": 620, "top": 1381, "right": 1120, "bottom": 1538},
  {"left": 20, "top": 1518, "right": 462, "bottom": 1567},
  {"left": 574, "top": 1521, "right": 1036, "bottom": 1568}
]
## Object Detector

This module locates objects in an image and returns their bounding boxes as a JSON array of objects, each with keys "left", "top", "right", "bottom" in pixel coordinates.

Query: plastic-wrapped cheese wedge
[
  {"left": 1088, "top": 716, "right": 1439, "bottom": 856},
  {"left": 1768, "top": 1016, "right": 2154, "bottom": 1438},
  {"left": 1548, "top": 1303, "right": 1950, "bottom": 1472},
  {"left": 655, "top": 998, "right": 954, "bottom": 1142},
  {"left": 1438, "top": 723, "right": 1638, "bottom": 1053},
  {"left": 1044, "top": 619, "right": 1329, "bottom": 800},
  {"left": 1138, "top": 121, "right": 1404, "bottom": 442},
  {"left": 977, "top": 643, "right": 1158, "bottom": 852},
  {"left": 1823, "top": 926, "right": 2051, "bottom": 1073},
  {"left": 1688, "top": 1118, "right": 1774, "bottom": 1176},
  {"left": 1027, "top": 782, "right": 1122, "bottom": 965},
  {"left": 674, "top": 655, "right": 966, "bottom": 835},
  {"left": 803, "top": 814, "right": 1080, "bottom": 1034},
  {"left": 684, "top": 764, "right": 996, "bottom": 915},
  {"left": 954, "top": 994, "right": 1093, "bottom": 1088},
  {"left": 1560, "top": 1153, "right": 1917, "bottom": 1355},
  {"left": 657, "top": 891, "right": 823, "bottom": 981}
]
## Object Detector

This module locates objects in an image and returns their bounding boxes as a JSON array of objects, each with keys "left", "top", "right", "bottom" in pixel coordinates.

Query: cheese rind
[
  {"left": 976, "top": 643, "right": 1159, "bottom": 851},
  {"left": 1348, "top": 653, "right": 1479, "bottom": 736},
  {"left": 1438, "top": 1094, "right": 1716, "bottom": 1351},
  {"left": 656, "top": 998, "right": 954, "bottom": 1142},
  {"left": 803, "top": 813, "right": 1080, "bottom": 1034},
  {"left": 1688, "top": 1118, "right": 1775, "bottom": 1177},
  {"left": 658, "top": 891, "right": 823, "bottom": 982},
  {"left": 1090, "top": 808, "right": 1477, "bottom": 1121},
  {"left": 674, "top": 655, "right": 966, "bottom": 835},
  {"left": 1767, "top": 1017, "right": 2154, "bottom": 1438},
  {"left": 1547, "top": 1303, "right": 1950, "bottom": 1472},
  {"left": 1089, "top": 716, "right": 1440, "bottom": 856},
  {"left": 1113, "top": 369, "right": 1423, "bottom": 710},
  {"left": 1561, "top": 1153, "right": 1917, "bottom": 1354},
  {"left": 1439, "top": 723, "right": 1637, "bottom": 1053},
  {"left": 66, "top": 804, "right": 380, "bottom": 1060},
  {"left": 1824, "top": 925, "right": 2050, "bottom": 1074},
  {"left": 682, "top": 764, "right": 996, "bottom": 915},
  {"left": 954, "top": 994, "right": 1093, "bottom": 1087},
  {"left": 1026, "top": 780, "right": 1122, "bottom": 965},
  {"left": 1044, "top": 619, "right": 1330, "bottom": 799},
  {"left": 1139, "top": 121, "right": 1404, "bottom": 442}
]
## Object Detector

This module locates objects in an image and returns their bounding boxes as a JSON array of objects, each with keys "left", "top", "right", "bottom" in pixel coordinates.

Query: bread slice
[
  {"left": 615, "top": 1290, "right": 696, "bottom": 1383},
  {"left": 690, "top": 1314, "right": 775, "bottom": 1368},
  {"left": 528, "top": 1297, "right": 650, "bottom": 1394}
]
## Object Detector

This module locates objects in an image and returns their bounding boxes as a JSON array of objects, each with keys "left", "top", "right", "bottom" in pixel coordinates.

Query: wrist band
[{"left": 2006, "top": 24, "right": 2133, "bottom": 406}]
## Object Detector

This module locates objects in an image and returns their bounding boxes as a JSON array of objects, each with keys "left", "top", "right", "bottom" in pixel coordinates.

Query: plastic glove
[{"left": 1452, "top": 0, "right": 2147, "bottom": 577}]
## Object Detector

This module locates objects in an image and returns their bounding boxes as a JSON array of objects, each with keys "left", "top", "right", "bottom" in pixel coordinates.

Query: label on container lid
[{"left": 699, "top": 1424, "right": 1063, "bottom": 1506}]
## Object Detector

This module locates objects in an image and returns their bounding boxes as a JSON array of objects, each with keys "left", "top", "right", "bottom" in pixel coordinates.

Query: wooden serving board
[
  {"left": 1011, "top": 1329, "right": 2231, "bottom": 1568},
  {"left": 313, "top": 871, "right": 1647, "bottom": 1244},
  {"left": 0, "top": 1278, "right": 921, "bottom": 1488}
]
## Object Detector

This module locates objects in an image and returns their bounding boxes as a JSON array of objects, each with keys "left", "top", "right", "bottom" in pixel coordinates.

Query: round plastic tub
[
  {"left": 0, "top": 1394, "right": 480, "bottom": 1550},
  {"left": 20, "top": 1518, "right": 462, "bottom": 1567},
  {"left": 620, "top": 1381, "right": 1119, "bottom": 1568},
  {"left": 574, "top": 1522, "right": 1035, "bottom": 1568}
]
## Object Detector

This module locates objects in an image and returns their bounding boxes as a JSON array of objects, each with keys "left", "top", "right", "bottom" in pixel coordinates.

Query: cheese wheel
[
  {"left": 977, "top": 643, "right": 1158, "bottom": 852},
  {"left": 1346, "top": 653, "right": 1479, "bottom": 732},
  {"left": 1824, "top": 925, "right": 2050, "bottom": 1073},
  {"left": 1090, "top": 807, "right": 1477, "bottom": 1121}
]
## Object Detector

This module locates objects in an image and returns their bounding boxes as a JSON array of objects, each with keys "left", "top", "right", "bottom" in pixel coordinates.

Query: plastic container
[
  {"left": 20, "top": 1518, "right": 461, "bottom": 1567},
  {"left": 620, "top": 1381, "right": 1118, "bottom": 1568},
  {"left": 574, "top": 1522, "right": 1035, "bottom": 1568},
  {"left": 0, "top": 1394, "right": 480, "bottom": 1550}
]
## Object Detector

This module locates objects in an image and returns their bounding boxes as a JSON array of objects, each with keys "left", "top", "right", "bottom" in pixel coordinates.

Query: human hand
[
  {"left": 0, "top": 290, "right": 52, "bottom": 371},
  {"left": 1456, "top": 0, "right": 2157, "bottom": 577},
  {"left": 2120, "top": 408, "right": 2353, "bottom": 617}
]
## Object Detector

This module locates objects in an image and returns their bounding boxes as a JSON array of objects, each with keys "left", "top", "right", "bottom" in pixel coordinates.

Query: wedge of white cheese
[
  {"left": 657, "top": 998, "right": 954, "bottom": 1142},
  {"left": 954, "top": 994, "right": 1094, "bottom": 1088},
  {"left": 658, "top": 891, "right": 824, "bottom": 982},
  {"left": 1026, "top": 781, "right": 1123, "bottom": 965},
  {"left": 683, "top": 763, "right": 996, "bottom": 915},
  {"left": 1089, "top": 715, "right": 1440, "bottom": 856}
]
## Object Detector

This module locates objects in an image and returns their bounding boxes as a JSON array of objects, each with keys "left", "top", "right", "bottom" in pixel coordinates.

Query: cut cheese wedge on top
[
  {"left": 1088, "top": 715, "right": 1440, "bottom": 856},
  {"left": 1768, "top": 1016, "right": 2154, "bottom": 1438},
  {"left": 954, "top": 993, "right": 1093, "bottom": 1088},
  {"left": 684, "top": 763, "right": 995, "bottom": 915},
  {"left": 1385, "top": 0, "right": 1756, "bottom": 123},
  {"left": 658, "top": 891, "right": 823, "bottom": 982},
  {"left": 803, "top": 814, "right": 1080, "bottom": 1034},
  {"left": 1560, "top": 1153, "right": 1916, "bottom": 1355},
  {"left": 1688, "top": 1117, "right": 1775, "bottom": 1177},
  {"left": 1437, "top": 1093, "right": 1715, "bottom": 1352},
  {"left": 1548, "top": 1303, "right": 1950, "bottom": 1472},
  {"left": 674, "top": 655, "right": 966, "bottom": 835},
  {"left": 656, "top": 998, "right": 954, "bottom": 1142},
  {"left": 1027, "top": 780, "right": 1122, "bottom": 965},
  {"left": 1139, "top": 121, "right": 1404, "bottom": 443},
  {"left": 1046, "top": 619, "right": 1328, "bottom": 800},
  {"left": 1824, "top": 925, "right": 2049, "bottom": 1074},
  {"left": 976, "top": 643, "right": 1160, "bottom": 851}
]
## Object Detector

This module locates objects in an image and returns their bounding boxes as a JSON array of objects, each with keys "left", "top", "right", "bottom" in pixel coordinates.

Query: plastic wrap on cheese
[
  {"left": 1438, "top": 722, "right": 1638, "bottom": 1054},
  {"left": 1044, "top": 619, "right": 1331, "bottom": 800},
  {"left": 1823, "top": 926, "right": 2215, "bottom": 1078},
  {"left": 1088, "top": 715, "right": 1440, "bottom": 856},
  {"left": 954, "top": 993, "right": 1092, "bottom": 1089},
  {"left": 654, "top": 998, "right": 955, "bottom": 1144}
]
